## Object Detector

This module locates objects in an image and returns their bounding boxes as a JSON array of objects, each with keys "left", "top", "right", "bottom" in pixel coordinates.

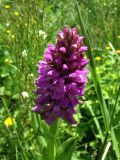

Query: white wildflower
[
  {"left": 38, "top": 30, "right": 47, "bottom": 39},
  {"left": 22, "top": 50, "right": 28, "bottom": 57},
  {"left": 22, "top": 91, "right": 29, "bottom": 98},
  {"left": 6, "top": 23, "right": 10, "bottom": 27},
  {"left": 28, "top": 73, "right": 34, "bottom": 77}
]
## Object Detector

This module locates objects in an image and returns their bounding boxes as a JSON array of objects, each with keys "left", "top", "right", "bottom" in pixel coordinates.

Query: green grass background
[{"left": 0, "top": 0, "right": 120, "bottom": 159}]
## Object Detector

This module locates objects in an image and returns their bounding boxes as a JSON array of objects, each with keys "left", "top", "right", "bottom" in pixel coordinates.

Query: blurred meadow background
[{"left": 0, "top": 0, "right": 120, "bottom": 160}]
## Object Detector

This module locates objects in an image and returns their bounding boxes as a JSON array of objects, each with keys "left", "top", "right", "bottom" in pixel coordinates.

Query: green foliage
[
  {"left": 0, "top": 0, "right": 120, "bottom": 160},
  {"left": 56, "top": 137, "right": 76, "bottom": 160}
]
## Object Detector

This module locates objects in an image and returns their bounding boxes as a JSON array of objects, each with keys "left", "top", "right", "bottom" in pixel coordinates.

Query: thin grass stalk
[
  {"left": 87, "top": 104, "right": 104, "bottom": 143},
  {"left": 75, "top": 0, "right": 109, "bottom": 132},
  {"left": 98, "top": 132, "right": 109, "bottom": 160},
  {"left": 110, "top": 86, "right": 120, "bottom": 127},
  {"left": 75, "top": 1, "right": 120, "bottom": 159},
  {"left": 101, "top": 141, "right": 111, "bottom": 160}
]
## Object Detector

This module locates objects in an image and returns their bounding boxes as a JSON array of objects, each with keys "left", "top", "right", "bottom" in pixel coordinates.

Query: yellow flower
[
  {"left": 116, "top": 50, "right": 120, "bottom": 54},
  {"left": 6, "top": 30, "right": 11, "bottom": 34},
  {"left": 84, "top": 55, "right": 87, "bottom": 59},
  {"left": 4, "top": 58, "right": 13, "bottom": 64},
  {"left": 5, "top": 5, "right": 10, "bottom": 9},
  {"left": 106, "top": 46, "right": 110, "bottom": 50},
  {"left": 95, "top": 56, "right": 101, "bottom": 61},
  {"left": 4, "top": 117, "right": 14, "bottom": 127},
  {"left": 11, "top": 35, "right": 15, "bottom": 39},
  {"left": 117, "top": 35, "right": 120, "bottom": 39},
  {"left": 14, "top": 11, "right": 19, "bottom": 16}
]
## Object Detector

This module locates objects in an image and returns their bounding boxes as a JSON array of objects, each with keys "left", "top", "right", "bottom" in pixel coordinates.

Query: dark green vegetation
[{"left": 0, "top": 0, "right": 120, "bottom": 160}]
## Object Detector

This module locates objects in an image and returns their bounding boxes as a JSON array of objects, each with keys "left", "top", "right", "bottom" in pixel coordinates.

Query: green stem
[
  {"left": 47, "top": 138, "right": 55, "bottom": 160},
  {"left": 98, "top": 132, "right": 109, "bottom": 160},
  {"left": 46, "top": 120, "right": 59, "bottom": 160}
]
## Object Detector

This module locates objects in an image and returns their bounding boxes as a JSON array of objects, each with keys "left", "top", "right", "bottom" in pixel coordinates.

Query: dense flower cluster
[{"left": 32, "top": 27, "right": 89, "bottom": 124}]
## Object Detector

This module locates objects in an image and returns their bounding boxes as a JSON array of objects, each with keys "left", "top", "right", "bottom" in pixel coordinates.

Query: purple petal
[
  {"left": 71, "top": 44, "right": 77, "bottom": 51},
  {"left": 47, "top": 70, "right": 59, "bottom": 77},
  {"left": 63, "top": 64, "right": 68, "bottom": 70},
  {"left": 58, "top": 31, "right": 64, "bottom": 40},
  {"left": 55, "top": 59, "right": 62, "bottom": 64},
  {"left": 79, "top": 46, "right": 88, "bottom": 53},
  {"left": 32, "top": 106, "right": 40, "bottom": 113},
  {"left": 59, "top": 47, "right": 66, "bottom": 53}
]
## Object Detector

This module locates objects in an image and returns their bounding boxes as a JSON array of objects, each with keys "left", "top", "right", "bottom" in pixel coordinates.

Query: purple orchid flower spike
[{"left": 32, "top": 27, "right": 89, "bottom": 124}]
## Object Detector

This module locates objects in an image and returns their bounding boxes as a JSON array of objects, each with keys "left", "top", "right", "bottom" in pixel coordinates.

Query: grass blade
[
  {"left": 86, "top": 103, "right": 104, "bottom": 143},
  {"left": 75, "top": 1, "right": 120, "bottom": 159},
  {"left": 75, "top": 0, "right": 109, "bottom": 132},
  {"left": 101, "top": 141, "right": 111, "bottom": 160}
]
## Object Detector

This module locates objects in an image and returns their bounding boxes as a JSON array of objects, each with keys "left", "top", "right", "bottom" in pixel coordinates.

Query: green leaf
[
  {"left": 49, "top": 120, "right": 59, "bottom": 136},
  {"left": 12, "top": 94, "right": 20, "bottom": 100},
  {"left": 56, "top": 137, "right": 76, "bottom": 160},
  {"left": 37, "top": 136, "right": 47, "bottom": 149},
  {"left": 40, "top": 120, "right": 49, "bottom": 134},
  {"left": 1, "top": 73, "right": 9, "bottom": 78},
  {"left": 30, "top": 112, "right": 39, "bottom": 132},
  {"left": 0, "top": 86, "right": 5, "bottom": 96}
]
